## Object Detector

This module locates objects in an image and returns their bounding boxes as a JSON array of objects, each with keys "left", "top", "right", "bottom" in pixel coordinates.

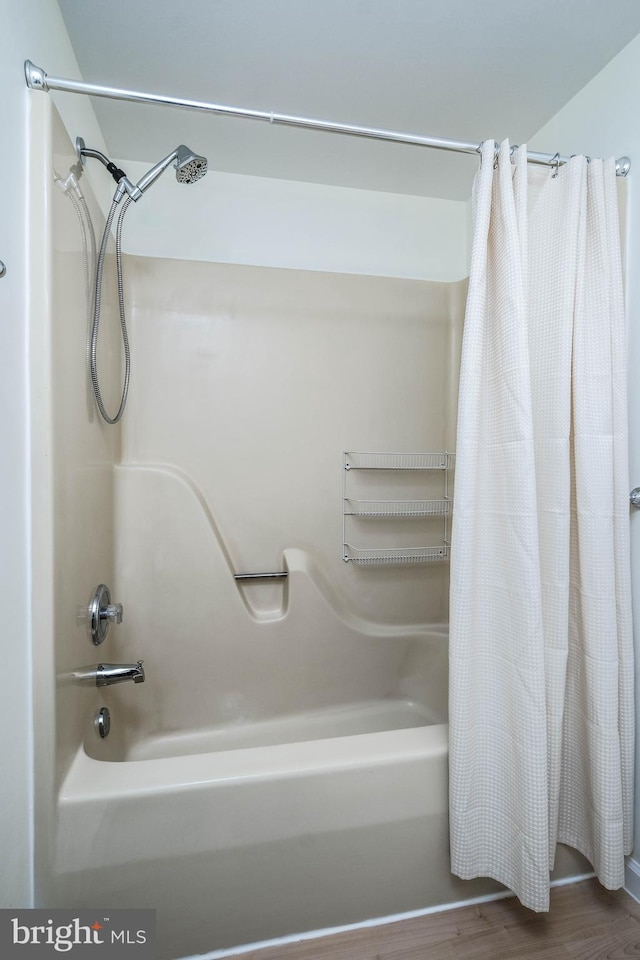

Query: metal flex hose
[{"left": 90, "top": 195, "right": 133, "bottom": 424}]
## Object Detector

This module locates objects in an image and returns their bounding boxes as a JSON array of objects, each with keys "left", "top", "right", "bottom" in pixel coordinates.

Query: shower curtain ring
[
  {"left": 510, "top": 144, "right": 519, "bottom": 164},
  {"left": 493, "top": 144, "right": 500, "bottom": 169},
  {"left": 550, "top": 152, "right": 561, "bottom": 178}
]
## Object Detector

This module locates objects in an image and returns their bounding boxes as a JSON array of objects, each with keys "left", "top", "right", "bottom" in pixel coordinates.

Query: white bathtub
[
  {"left": 53, "top": 626, "right": 467, "bottom": 953},
  {"left": 52, "top": 617, "right": 590, "bottom": 960},
  {"left": 56, "top": 723, "right": 497, "bottom": 959}
]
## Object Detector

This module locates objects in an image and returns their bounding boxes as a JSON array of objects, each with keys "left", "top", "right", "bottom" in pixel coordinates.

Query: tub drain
[{"left": 95, "top": 706, "right": 111, "bottom": 738}]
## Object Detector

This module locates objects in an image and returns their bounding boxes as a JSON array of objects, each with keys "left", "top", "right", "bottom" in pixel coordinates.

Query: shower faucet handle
[
  {"left": 89, "top": 584, "right": 124, "bottom": 645},
  {"left": 102, "top": 603, "right": 123, "bottom": 624}
]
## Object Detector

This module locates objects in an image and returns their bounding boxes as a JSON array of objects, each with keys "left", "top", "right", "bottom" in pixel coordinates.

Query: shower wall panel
[
  {"left": 49, "top": 108, "right": 122, "bottom": 784},
  {"left": 107, "top": 258, "right": 465, "bottom": 737},
  {"left": 122, "top": 257, "right": 462, "bottom": 620},
  {"left": 32, "top": 104, "right": 122, "bottom": 906},
  {"left": 31, "top": 105, "right": 120, "bottom": 808}
]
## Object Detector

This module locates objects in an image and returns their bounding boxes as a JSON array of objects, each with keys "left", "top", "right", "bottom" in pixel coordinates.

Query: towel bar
[{"left": 234, "top": 571, "right": 288, "bottom": 581}]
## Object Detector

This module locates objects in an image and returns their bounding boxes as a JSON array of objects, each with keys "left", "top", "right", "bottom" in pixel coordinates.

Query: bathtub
[
  {"left": 57, "top": 722, "right": 467, "bottom": 957},
  {"left": 53, "top": 612, "right": 590, "bottom": 960},
  {"left": 53, "top": 623, "right": 483, "bottom": 956}
]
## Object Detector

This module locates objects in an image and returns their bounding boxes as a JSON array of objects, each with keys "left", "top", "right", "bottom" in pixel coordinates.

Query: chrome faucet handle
[
  {"left": 102, "top": 603, "right": 123, "bottom": 624},
  {"left": 89, "top": 584, "right": 124, "bottom": 645}
]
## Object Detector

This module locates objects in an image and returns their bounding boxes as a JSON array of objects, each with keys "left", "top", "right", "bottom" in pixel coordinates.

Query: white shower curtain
[{"left": 449, "top": 139, "right": 634, "bottom": 912}]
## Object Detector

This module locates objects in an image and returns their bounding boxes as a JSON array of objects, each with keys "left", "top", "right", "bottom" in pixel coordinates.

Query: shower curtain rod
[{"left": 24, "top": 61, "right": 631, "bottom": 177}]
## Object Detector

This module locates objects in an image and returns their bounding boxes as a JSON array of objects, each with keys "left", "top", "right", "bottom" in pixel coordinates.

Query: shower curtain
[{"left": 449, "top": 139, "right": 634, "bottom": 912}]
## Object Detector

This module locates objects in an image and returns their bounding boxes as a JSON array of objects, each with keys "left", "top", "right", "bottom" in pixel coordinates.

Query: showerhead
[
  {"left": 174, "top": 144, "right": 208, "bottom": 184},
  {"left": 75, "top": 137, "right": 209, "bottom": 202},
  {"left": 134, "top": 144, "right": 208, "bottom": 196}
]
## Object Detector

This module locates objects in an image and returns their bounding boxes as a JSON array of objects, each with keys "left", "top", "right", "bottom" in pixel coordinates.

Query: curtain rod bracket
[
  {"left": 25, "top": 60, "right": 48, "bottom": 92},
  {"left": 616, "top": 156, "right": 631, "bottom": 177}
]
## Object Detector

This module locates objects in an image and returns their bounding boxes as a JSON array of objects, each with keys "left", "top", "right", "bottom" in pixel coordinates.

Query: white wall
[
  {"left": 115, "top": 160, "right": 470, "bottom": 281},
  {"left": 529, "top": 31, "right": 640, "bottom": 890},
  {"left": 0, "top": 0, "right": 108, "bottom": 908}
]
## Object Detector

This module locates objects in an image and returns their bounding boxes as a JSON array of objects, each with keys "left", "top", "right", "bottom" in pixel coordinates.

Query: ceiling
[{"left": 57, "top": 0, "right": 640, "bottom": 200}]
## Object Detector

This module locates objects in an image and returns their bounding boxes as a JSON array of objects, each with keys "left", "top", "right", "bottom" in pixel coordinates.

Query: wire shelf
[
  {"left": 344, "top": 498, "right": 450, "bottom": 518},
  {"left": 343, "top": 544, "right": 449, "bottom": 565},
  {"left": 344, "top": 452, "right": 452, "bottom": 471},
  {"left": 342, "top": 451, "right": 453, "bottom": 566}
]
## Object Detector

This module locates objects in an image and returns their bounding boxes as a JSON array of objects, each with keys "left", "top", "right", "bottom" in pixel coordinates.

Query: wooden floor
[{"left": 238, "top": 880, "right": 640, "bottom": 960}]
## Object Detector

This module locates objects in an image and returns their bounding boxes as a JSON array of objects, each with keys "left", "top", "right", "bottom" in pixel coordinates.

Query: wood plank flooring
[{"left": 237, "top": 880, "right": 640, "bottom": 960}]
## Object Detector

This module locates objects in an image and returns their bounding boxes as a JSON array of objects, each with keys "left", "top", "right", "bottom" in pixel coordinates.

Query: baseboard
[
  {"left": 190, "top": 871, "right": 595, "bottom": 960},
  {"left": 625, "top": 857, "right": 640, "bottom": 903}
]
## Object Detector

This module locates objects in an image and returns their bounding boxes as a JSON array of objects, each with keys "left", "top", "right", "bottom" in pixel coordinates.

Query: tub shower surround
[{"left": 34, "top": 104, "right": 592, "bottom": 959}]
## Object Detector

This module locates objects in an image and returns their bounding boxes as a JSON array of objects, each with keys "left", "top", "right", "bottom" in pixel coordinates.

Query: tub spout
[{"left": 90, "top": 661, "right": 145, "bottom": 687}]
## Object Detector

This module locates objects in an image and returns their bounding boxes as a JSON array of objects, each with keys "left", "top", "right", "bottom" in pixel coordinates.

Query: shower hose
[{"left": 90, "top": 194, "right": 133, "bottom": 424}]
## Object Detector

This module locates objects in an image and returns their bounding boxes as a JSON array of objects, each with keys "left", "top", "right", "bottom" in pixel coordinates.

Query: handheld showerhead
[
  {"left": 75, "top": 134, "right": 209, "bottom": 425},
  {"left": 76, "top": 138, "right": 208, "bottom": 201},
  {"left": 175, "top": 144, "right": 208, "bottom": 184},
  {"left": 135, "top": 144, "right": 208, "bottom": 195}
]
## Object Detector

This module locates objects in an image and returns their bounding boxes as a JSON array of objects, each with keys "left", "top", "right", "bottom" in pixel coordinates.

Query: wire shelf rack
[
  {"left": 342, "top": 451, "right": 454, "bottom": 566},
  {"left": 343, "top": 544, "right": 449, "bottom": 565},
  {"left": 344, "top": 451, "right": 451, "bottom": 471},
  {"left": 344, "top": 498, "right": 451, "bottom": 518}
]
